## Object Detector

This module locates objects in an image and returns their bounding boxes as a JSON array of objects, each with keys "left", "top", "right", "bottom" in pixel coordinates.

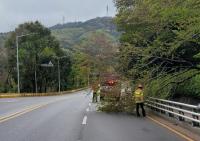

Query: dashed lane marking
[
  {"left": 0, "top": 100, "right": 19, "bottom": 103},
  {"left": 86, "top": 107, "right": 89, "bottom": 112},
  {"left": 82, "top": 116, "right": 87, "bottom": 125}
]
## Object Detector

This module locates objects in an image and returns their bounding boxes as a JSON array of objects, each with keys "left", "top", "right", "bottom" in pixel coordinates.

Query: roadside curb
[{"left": 0, "top": 87, "right": 89, "bottom": 98}]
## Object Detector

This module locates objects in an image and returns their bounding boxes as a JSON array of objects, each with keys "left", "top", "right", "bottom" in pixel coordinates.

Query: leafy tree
[
  {"left": 52, "top": 17, "right": 120, "bottom": 85},
  {"left": 115, "top": 0, "right": 200, "bottom": 98},
  {"left": 5, "top": 21, "right": 72, "bottom": 93}
]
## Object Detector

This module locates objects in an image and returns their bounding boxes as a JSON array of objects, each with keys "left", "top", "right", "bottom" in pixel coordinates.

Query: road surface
[{"left": 0, "top": 90, "right": 185, "bottom": 141}]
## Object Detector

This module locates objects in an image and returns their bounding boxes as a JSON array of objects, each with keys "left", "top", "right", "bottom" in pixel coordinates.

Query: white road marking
[
  {"left": 82, "top": 116, "right": 87, "bottom": 125},
  {"left": 89, "top": 103, "right": 91, "bottom": 106},
  {"left": 0, "top": 100, "right": 19, "bottom": 103},
  {"left": 86, "top": 107, "right": 89, "bottom": 112}
]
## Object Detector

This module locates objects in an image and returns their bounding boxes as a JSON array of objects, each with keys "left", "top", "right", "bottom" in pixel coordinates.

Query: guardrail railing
[{"left": 146, "top": 97, "right": 200, "bottom": 127}]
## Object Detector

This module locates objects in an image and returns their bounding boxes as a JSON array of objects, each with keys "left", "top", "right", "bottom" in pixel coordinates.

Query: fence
[{"left": 146, "top": 97, "right": 200, "bottom": 127}]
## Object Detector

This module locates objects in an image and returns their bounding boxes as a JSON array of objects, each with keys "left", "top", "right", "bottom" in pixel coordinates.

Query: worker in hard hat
[
  {"left": 92, "top": 84, "right": 98, "bottom": 103},
  {"left": 133, "top": 84, "right": 146, "bottom": 117},
  {"left": 97, "top": 84, "right": 101, "bottom": 102},
  {"left": 92, "top": 83, "right": 100, "bottom": 103}
]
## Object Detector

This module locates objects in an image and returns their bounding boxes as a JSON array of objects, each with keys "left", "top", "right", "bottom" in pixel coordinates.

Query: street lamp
[
  {"left": 16, "top": 33, "right": 37, "bottom": 93},
  {"left": 53, "top": 56, "right": 68, "bottom": 93}
]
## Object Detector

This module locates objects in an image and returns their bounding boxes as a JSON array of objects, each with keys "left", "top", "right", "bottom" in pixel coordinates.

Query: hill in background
[
  {"left": 51, "top": 17, "right": 120, "bottom": 73},
  {"left": 51, "top": 17, "right": 119, "bottom": 51},
  {"left": 0, "top": 17, "right": 120, "bottom": 89}
]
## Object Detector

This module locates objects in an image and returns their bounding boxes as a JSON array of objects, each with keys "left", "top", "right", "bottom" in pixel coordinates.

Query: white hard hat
[{"left": 138, "top": 84, "right": 143, "bottom": 88}]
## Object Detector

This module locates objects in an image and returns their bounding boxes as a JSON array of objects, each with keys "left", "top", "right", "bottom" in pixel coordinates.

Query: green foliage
[
  {"left": 0, "top": 17, "right": 120, "bottom": 92},
  {"left": 99, "top": 95, "right": 135, "bottom": 113},
  {"left": 4, "top": 21, "right": 72, "bottom": 93},
  {"left": 67, "top": 52, "right": 90, "bottom": 88},
  {"left": 176, "top": 74, "right": 200, "bottom": 98},
  {"left": 115, "top": 0, "right": 200, "bottom": 99},
  {"left": 0, "top": 33, "right": 9, "bottom": 90},
  {"left": 52, "top": 17, "right": 120, "bottom": 85}
]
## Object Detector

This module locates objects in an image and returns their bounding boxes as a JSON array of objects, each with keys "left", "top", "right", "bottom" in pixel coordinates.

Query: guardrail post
[
  {"left": 192, "top": 108, "right": 200, "bottom": 127},
  {"left": 168, "top": 109, "right": 174, "bottom": 117},
  {"left": 178, "top": 106, "right": 185, "bottom": 121},
  {"left": 178, "top": 112, "right": 185, "bottom": 121},
  {"left": 155, "top": 99, "right": 161, "bottom": 113},
  {"left": 160, "top": 101, "right": 166, "bottom": 115},
  {"left": 168, "top": 103, "right": 174, "bottom": 117}
]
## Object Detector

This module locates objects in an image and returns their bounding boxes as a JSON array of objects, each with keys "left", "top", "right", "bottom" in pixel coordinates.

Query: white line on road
[
  {"left": 89, "top": 103, "right": 91, "bottom": 106},
  {"left": 82, "top": 116, "right": 87, "bottom": 125},
  {"left": 86, "top": 107, "right": 89, "bottom": 112},
  {"left": 0, "top": 100, "right": 19, "bottom": 103}
]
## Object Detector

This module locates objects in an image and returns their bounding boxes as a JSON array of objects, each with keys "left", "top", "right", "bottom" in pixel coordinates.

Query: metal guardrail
[{"left": 146, "top": 97, "right": 200, "bottom": 127}]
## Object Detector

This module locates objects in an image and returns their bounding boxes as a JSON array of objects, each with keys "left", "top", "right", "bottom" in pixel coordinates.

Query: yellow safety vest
[
  {"left": 134, "top": 89, "right": 144, "bottom": 103},
  {"left": 97, "top": 88, "right": 101, "bottom": 96}
]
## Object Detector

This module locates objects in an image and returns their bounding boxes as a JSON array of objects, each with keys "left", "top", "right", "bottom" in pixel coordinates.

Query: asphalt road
[{"left": 0, "top": 90, "right": 185, "bottom": 141}]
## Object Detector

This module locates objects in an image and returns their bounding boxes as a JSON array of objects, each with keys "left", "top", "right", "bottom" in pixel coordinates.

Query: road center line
[
  {"left": 89, "top": 103, "right": 91, "bottom": 106},
  {"left": 86, "top": 107, "right": 89, "bottom": 112},
  {"left": 0, "top": 104, "right": 45, "bottom": 123},
  {"left": 0, "top": 98, "right": 70, "bottom": 124},
  {"left": 82, "top": 116, "right": 87, "bottom": 125}
]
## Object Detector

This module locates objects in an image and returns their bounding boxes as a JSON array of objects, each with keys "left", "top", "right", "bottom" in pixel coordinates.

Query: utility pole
[
  {"left": 58, "top": 59, "right": 61, "bottom": 93},
  {"left": 16, "top": 36, "right": 20, "bottom": 93},
  {"left": 34, "top": 42, "right": 38, "bottom": 93},
  {"left": 53, "top": 56, "right": 68, "bottom": 93},
  {"left": 106, "top": 5, "right": 109, "bottom": 16},
  {"left": 35, "top": 66, "right": 38, "bottom": 93},
  {"left": 16, "top": 33, "right": 37, "bottom": 93},
  {"left": 62, "top": 16, "right": 65, "bottom": 25},
  {"left": 76, "top": 76, "right": 79, "bottom": 88}
]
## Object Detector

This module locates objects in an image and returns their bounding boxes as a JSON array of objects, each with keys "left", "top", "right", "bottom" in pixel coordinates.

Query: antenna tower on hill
[
  {"left": 62, "top": 16, "right": 65, "bottom": 25},
  {"left": 106, "top": 5, "right": 109, "bottom": 16}
]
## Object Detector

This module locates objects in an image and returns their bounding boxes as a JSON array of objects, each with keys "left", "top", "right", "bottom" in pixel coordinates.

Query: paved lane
[
  {"left": 82, "top": 111, "right": 184, "bottom": 141},
  {"left": 0, "top": 90, "right": 186, "bottom": 141},
  {"left": 0, "top": 90, "right": 89, "bottom": 116},
  {"left": 0, "top": 90, "right": 91, "bottom": 141}
]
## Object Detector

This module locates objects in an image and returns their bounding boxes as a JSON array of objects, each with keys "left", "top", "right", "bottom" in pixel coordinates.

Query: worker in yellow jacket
[
  {"left": 134, "top": 84, "right": 146, "bottom": 117},
  {"left": 92, "top": 83, "right": 101, "bottom": 103},
  {"left": 97, "top": 84, "right": 101, "bottom": 102}
]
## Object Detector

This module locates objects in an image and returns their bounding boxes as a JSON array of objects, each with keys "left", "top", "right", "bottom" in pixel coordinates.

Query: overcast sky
[{"left": 0, "top": 0, "right": 116, "bottom": 33}]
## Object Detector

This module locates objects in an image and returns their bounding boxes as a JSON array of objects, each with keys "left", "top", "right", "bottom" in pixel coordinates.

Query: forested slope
[
  {"left": 115, "top": 0, "right": 200, "bottom": 100},
  {"left": 0, "top": 17, "right": 120, "bottom": 92}
]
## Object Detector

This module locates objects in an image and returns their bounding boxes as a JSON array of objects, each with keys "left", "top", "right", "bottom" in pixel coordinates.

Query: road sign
[{"left": 41, "top": 61, "right": 54, "bottom": 67}]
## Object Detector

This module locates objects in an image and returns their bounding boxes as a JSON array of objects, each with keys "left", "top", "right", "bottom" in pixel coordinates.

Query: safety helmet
[{"left": 138, "top": 84, "right": 143, "bottom": 88}]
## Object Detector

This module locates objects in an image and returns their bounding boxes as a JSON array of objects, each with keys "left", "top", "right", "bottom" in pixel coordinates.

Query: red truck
[{"left": 100, "top": 73, "right": 121, "bottom": 100}]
